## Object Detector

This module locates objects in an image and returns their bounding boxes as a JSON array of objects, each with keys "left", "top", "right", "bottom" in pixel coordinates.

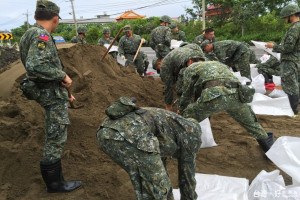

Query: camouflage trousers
[
  {"left": 125, "top": 53, "right": 145, "bottom": 76},
  {"left": 42, "top": 100, "right": 70, "bottom": 164},
  {"left": 281, "top": 61, "right": 299, "bottom": 96},
  {"left": 182, "top": 93, "right": 268, "bottom": 140},
  {"left": 98, "top": 138, "right": 173, "bottom": 200}
]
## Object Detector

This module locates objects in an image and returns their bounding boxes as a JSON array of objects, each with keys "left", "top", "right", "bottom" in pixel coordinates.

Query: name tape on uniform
[{"left": 0, "top": 33, "right": 13, "bottom": 40}]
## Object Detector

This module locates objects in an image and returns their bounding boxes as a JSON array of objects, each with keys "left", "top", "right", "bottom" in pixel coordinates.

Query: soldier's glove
[
  {"left": 121, "top": 55, "right": 126, "bottom": 61},
  {"left": 141, "top": 38, "right": 146, "bottom": 43}
]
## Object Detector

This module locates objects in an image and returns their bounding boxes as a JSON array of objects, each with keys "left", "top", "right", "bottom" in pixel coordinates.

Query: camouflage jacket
[
  {"left": 19, "top": 24, "right": 68, "bottom": 104},
  {"left": 256, "top": 55, "right": 281, "bottom": 76},
  {"left": 98, "top": 36, "right": 118, "bottom": 46},
  {"left": 171, "top": 30, "right": 186, "bottom": 41},
  {"left": 178, "top": 61, "right": 239, "bottom": 111},
  {"left": 150, "top": 25, "right": 171, "bottom": 50},
  {"left": 194, "top": 34, "right": 216, "bottom": 45},
  {"left": 160, "top": 45, "right": 204, "bottom": 105},
  {"left": 70, "top": 35, "right": 86, "bottom": 44},
  {"left": 273, "top": 21, "right": 300, "bottom": 64},
  {"left": 118, "top": 34, "right": 141, "bottom": 55}
]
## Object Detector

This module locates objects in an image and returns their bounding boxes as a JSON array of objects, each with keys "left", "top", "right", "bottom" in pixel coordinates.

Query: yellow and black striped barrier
[{"left": 0, "top": 33, "right": 13, "bottom": 40}]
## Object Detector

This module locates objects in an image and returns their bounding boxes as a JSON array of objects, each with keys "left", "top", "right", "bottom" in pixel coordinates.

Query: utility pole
[
  {"left": 23, "top": 9, "right": 29, "bottom": 29},
  {"left": 202, "top": 0, "right": 205, "bottom": 30},
  {"left": 70, "top": 0, "right": 78, "bottom": 35}
]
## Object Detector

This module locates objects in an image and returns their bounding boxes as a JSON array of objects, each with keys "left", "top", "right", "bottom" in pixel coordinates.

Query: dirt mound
[
  {"left": 0, "top": 47, "right": 20, "bottom": 69},
  {"left": 0, "top": 44, "right": 299, "bottom": 200}
]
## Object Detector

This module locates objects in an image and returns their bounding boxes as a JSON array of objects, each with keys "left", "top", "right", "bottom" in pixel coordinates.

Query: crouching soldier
[{"left": 97, "top": 97, "right": 202, "bottom": 200}]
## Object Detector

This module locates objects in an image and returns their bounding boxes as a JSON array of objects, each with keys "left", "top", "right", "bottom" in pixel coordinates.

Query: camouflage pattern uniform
[
  {"left": 70, "top": 35, "right": 86, "bottom": 44},
  {"left": 150, "top": 25, "right": 172, "bottom": 59},
  {"left": 171, "top": 30, "right": 186, "bottom": 41},
  {"left": 98, "top": 37, "right": 118, "bottom": 59},
  {"left": 208, "top": 40, "right": 252, "bottom": 80},
  {"left": 242, "top": 42, "right": 261, "bottom": 64},
  {"left": 194, "top": 34, "right": 216, "bottom": 46},
  {"left": 97, "top": 97, "right": 201, "bottom": 200},
  {"left": 20, "top": 24, "right": 69, "bottom": 164},
  {"left": 178, "top": 61, "right": 268, "bottom": 140},
  {"left": 140, "top": 51, "right": 149, "bottom": 75},
  {"left": 118, "top": 34, "right": 145, "bottom": 75},
  {"left": 256, "top": 55, "right": 281, "bottom": 78},
  {"left": 160, "top": 44, "right": 205, "bottom": 105}
]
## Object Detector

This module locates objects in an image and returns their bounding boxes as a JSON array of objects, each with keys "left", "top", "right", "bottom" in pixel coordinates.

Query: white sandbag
[
  {"left": 104, "top": 44, "right": 118, "bottom": 52},
  {"left": 260, "top": 54, "right": 270, "bottom": 63},
  {"left": 248, "top": 170, "right": 285, "bottom": 200},
  {"left": 173, "top": 173, "right": 249, "bottom": 200},
  {"left": 268, "top": 75, "right": 287, "bottom": 98},
  {"left": 251, "top": 74, "right": 266, "bottom": 94},
  {"left": 199, "top": 118, "right": 217, "bottom": 148},
  {"left": 283, "top": 185, "right": 300, "bottom": 199},
  {"left": 266, "top": 136, "right": 300, "bottom": 184},
  {"left": 251, "top": 67, "right": 259, "bottom": 79},
  {"left": 232, "top": 71, "right": 251, "bottom": 85},
  {"left": 250, "top": 93, "right": 294, "bottom": 116},
  {"left": 251, "top": 40, "right": 281, "bottom": 61},
  {"left": 171, "top": 40, "right": 183, "bottom": 49}
]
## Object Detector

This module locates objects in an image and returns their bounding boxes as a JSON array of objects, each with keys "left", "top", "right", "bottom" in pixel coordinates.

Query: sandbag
[{"left": 199, "top": 118, "right": 217, "bottom": 148}]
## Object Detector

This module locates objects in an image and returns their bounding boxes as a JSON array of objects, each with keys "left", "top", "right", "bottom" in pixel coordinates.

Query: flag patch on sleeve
[{"left": 39, "top": 34, "right": 49, "bottom": 41}]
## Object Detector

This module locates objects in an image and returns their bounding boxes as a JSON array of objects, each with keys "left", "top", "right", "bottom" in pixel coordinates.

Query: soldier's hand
[
  {"left": 61, "top": 74, "right": 72, "bottom": 88},
  {"left": 165, "top": 104, "right": 173, "bottom": 111},
  {"left": 265, "top": 43, "right": 274, "bottom": 48},
  {"left": 69, "top": 94, "right": 76, "bottom": 102},
  {"left": 176, "top": 110, "right": 181, "bottom": 114},
  {"left": 141, "top": 38, "right": 146, "bottom": 43},
  {"left": 121, "top": 55, "right": 126, "bottom": 61}
]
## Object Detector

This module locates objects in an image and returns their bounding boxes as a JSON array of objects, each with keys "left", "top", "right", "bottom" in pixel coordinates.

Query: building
[
  {"left": 59, "top": 14, "right": 116, "bottom": 25},
  {"left": 115, "top": 10, "right": 146, "bottom": 22},
  {"left": 205, "top": 4, "right": 231, "bottom": 16}
]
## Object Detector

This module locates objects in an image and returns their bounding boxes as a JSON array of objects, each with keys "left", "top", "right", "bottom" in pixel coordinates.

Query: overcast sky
[{"left": 0, "top": 0, "right": 193, "bottom": 31}]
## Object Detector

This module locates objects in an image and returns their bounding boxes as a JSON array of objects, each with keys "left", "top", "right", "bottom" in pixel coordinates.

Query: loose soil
[{"left": 0, "top": 44, "right": 299, "bottom": 200}]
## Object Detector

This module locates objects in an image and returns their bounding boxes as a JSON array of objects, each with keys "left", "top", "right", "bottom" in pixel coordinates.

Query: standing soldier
[
  {"left": 19, "top": 0, "right": 82, "bottom": 193},
  {"left": 169, "top": 22, "right": 186, "bottom": 41},
  {"left": 97, "top": 97, "right": 201, "bottom": 200},
  {"left": 118, "top": 25, "right": 146, "bottom": 76},
  {"left": 194, "top": 27, "right": 216, "bottom": 45},
  {"left": 201, "top": 40, "right": 252, "bottom": 80},
  {"left": 150, "top": 15, "right": 172, "bottom": 71},
  {"left": 71, "top": 26, "right": 87, "bottom": 44},
  {"left": 265, "top": 4, "right": 300, "bottom": 115},
  {"left": 178, "top": 61, "right": 274, "bottom": 153},
  {"left": 98, "top": 27, "right": 118, "bottom": 59}
]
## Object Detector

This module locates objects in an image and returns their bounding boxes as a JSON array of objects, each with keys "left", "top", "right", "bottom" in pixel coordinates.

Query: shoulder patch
[
  {"left": 37, "top": 41, "right": 46, "bottom": 50},
  {"left": 39, "top": 34, "right": 49, "bottom": 41}
]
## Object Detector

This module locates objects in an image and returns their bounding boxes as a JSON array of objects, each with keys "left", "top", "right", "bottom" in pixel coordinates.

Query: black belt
[{"left": 204, "top": 80, "right": 239, "bottom": 89}]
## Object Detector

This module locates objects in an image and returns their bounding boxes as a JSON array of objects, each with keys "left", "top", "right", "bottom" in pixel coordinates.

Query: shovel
[
  {"left": 66, "top": 87, "right": 84, "bottom": 109},
  {"left": 127, "top": 39, "right": 144, "bottom": 65},
  {"left": 101, "top": 27, "right": 123, "bottom": 60}
]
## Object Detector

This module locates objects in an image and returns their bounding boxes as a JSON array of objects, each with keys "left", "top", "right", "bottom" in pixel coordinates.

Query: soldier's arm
[
  {"left": 164, "top": 28, "right": 171, "bottom": 47},
  {"left": 70, "top": 36, "right": 76, "bottom": 43},
  {"left": 25, "top": 33, "right": 66, "bottom": 81},
  {"left": 98, "top": 38, "right": 104, "bottom": 45},
  {"left": 161, "top": 64, "right": 174, "bottom": 105},
  {"left": 150, "top": 31, "right": 156, "bottom": 50},
  {"left": 118, "top": 38, "right": 125, "bottom": 56},
  {"left": 178, "top": 70, "right": 197, "bottom": 112},
  {"left": 273, "top": 27, "right": 299, "bottom": 53}
]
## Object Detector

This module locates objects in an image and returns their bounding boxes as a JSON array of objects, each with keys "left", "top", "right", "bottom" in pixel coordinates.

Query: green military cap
[
  {"left": 77, "top": 26, "right": 87, "bottom": 34},
  {"left": 280, "top": 4, "right": 300, "bottom": 18},
  {"left": 160, "top": 15, "right": 171, "bottom": 23},
  {"left": 123, "top": 25, "right": 131, "bottom": 32},
  {"left": 169, "top": 22, "right": 178, "bottom": 30},
  {"left": 200, "top": 40, "right": 211, "bottom": 50},
  {"left": 105, "top": 97, "right": 136, "bottom": 119},
  {"left": 36, "top": 0, "right": 61, "bottom": 19},
  {"left": 102, "top": 27, "right": 111, "bottom": 34}
]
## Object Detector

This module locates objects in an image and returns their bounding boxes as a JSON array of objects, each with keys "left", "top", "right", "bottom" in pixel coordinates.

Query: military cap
[
  {"left": 280, "top": 4, "right": 300, "bottom": 18},
  {"left": 77, "top": 26, "right": 87, "bottom": 34},
  {"left": 105, "top": 97, "right": 136, "bottom": 119},
  {"left": 123, "top": 25, "right": 132, "bottom": 32},
  {"left": 179, "top": 42, "right": 189, "bottom": 47},
  {"left": 200, "top": 40, "right": 211, "bottom": 50},
  {"left": 169, "top": 22, "right": 178, "bottom": 30},
  {"left": 160, "top": 15, "right": 171, "bottom": 23},
  {"left": 36, "top": 0, "right": 61, "bottom": 19},
  {"left": 102, "top": 27, "right": 111, "bottom": 34}
]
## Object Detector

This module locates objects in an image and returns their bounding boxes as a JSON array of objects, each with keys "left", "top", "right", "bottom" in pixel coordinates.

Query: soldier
[
  {"left": 194, "top": 27, "right": 216, "bottom": 46},
  {"left": 177, "top": 61, "right": 274, "bottom": 153},
  {"left": 160, "top": 43, "right": 205, "bottom": 111},
  {"left": 118, "top": 25, "right": 146, "bottom": 76},
  {"left": 19, "top": 0, "right": 82, "bottom": 193},
  {"left": 97, "top": 97, "right": 201, "bottom": 200},
  {"left": 150, "top": 15, "right": 172, "bottom": 71},
  {"left": 169, "top": 22, "right": 186, "bottom": 41},
  {"left": 71, "top": 26, "right": 87, "bottom": 44},
  {"left": 98, "top": 27, "right": 118, "bottom": 59},
  {"left": 140, "top": 51, "right": 149, "bottom": 76},
  {"left": 265, "top": 4, "right": 300, "bottom": 115},
  {"left": 256, "top": 53, "right": 281, "bottom": 83},
  {"left": 201, "top": 40, "right": 252, "bottom": 80}
]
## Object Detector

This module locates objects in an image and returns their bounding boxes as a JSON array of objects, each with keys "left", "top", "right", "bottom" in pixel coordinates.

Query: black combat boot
[
  {"left": 288, "top": 95, "right": 299, "bottom": 115},
  {"left": 40, "top": 159, "right": 82, "bottom": 193},
  {"left": 256, "top": 132, "right": 274, "bottom": 153}
]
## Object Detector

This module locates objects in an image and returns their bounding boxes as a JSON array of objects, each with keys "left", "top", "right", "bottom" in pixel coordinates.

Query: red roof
[
  {"left": 205, "top": 4, "right": 231, "bottom": 16},
  {"left": 116, "top": 10, "right": 146, "bottom": 21}
]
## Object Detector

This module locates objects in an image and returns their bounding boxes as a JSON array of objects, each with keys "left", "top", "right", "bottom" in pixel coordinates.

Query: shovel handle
[
  {"left": 101, "top": 28, "right": 124, "bottom": 60},
  {"left": 133, "top": 39, "right": 144, "bottom": 62}
]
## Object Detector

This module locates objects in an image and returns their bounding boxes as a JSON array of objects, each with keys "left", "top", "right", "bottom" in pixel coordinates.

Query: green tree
[{"left": 85, "top": 26, "right": 100, "bottom": 44}]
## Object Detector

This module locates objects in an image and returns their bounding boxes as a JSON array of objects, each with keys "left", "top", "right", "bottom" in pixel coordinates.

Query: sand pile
[
  {"left": 0, "top": 47, "right": 20, "bottom": 70},
  {"left": 0, "top": 44, "right": 299, "bottom": 200}
]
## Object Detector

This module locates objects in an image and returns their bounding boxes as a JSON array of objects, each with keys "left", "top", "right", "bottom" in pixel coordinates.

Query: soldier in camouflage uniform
[
  {"left": 178, "top": 61, "right": 274, "bottom": 153},
  {"left": 169, "top": 22, "right": 186, "bottom": 41},
  {"left": 97, "top": 97, "right": 201, "bottom": 200},
  {"left": 160, "top": 43, "right": 205, "bottom": 111},
  {"left": 71, "top": 26, "right": 87, "bottom": 44},
  {"left": 256, "top": 54, "right": 281, "bottom": 83},
  {"left": 19, "top": 0, "right": 82, "bottom": 193},
  {"left": 194, "top": 28, "right": 216, "bottom": 46},
  {"left": 201, "top": 40, "right": 252, "bottom": 80},
  {"left": 140, "top": 51, "right": 150, "bottom": 75},
  {"left": 266, "top": 4, "right": 300, "bottom": 115},
  {"left": 98, "top": 27, "right": 118, "bottom": 59},
  {"left": 118, "top": 25, "right": 145, "bottom": 76}
]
